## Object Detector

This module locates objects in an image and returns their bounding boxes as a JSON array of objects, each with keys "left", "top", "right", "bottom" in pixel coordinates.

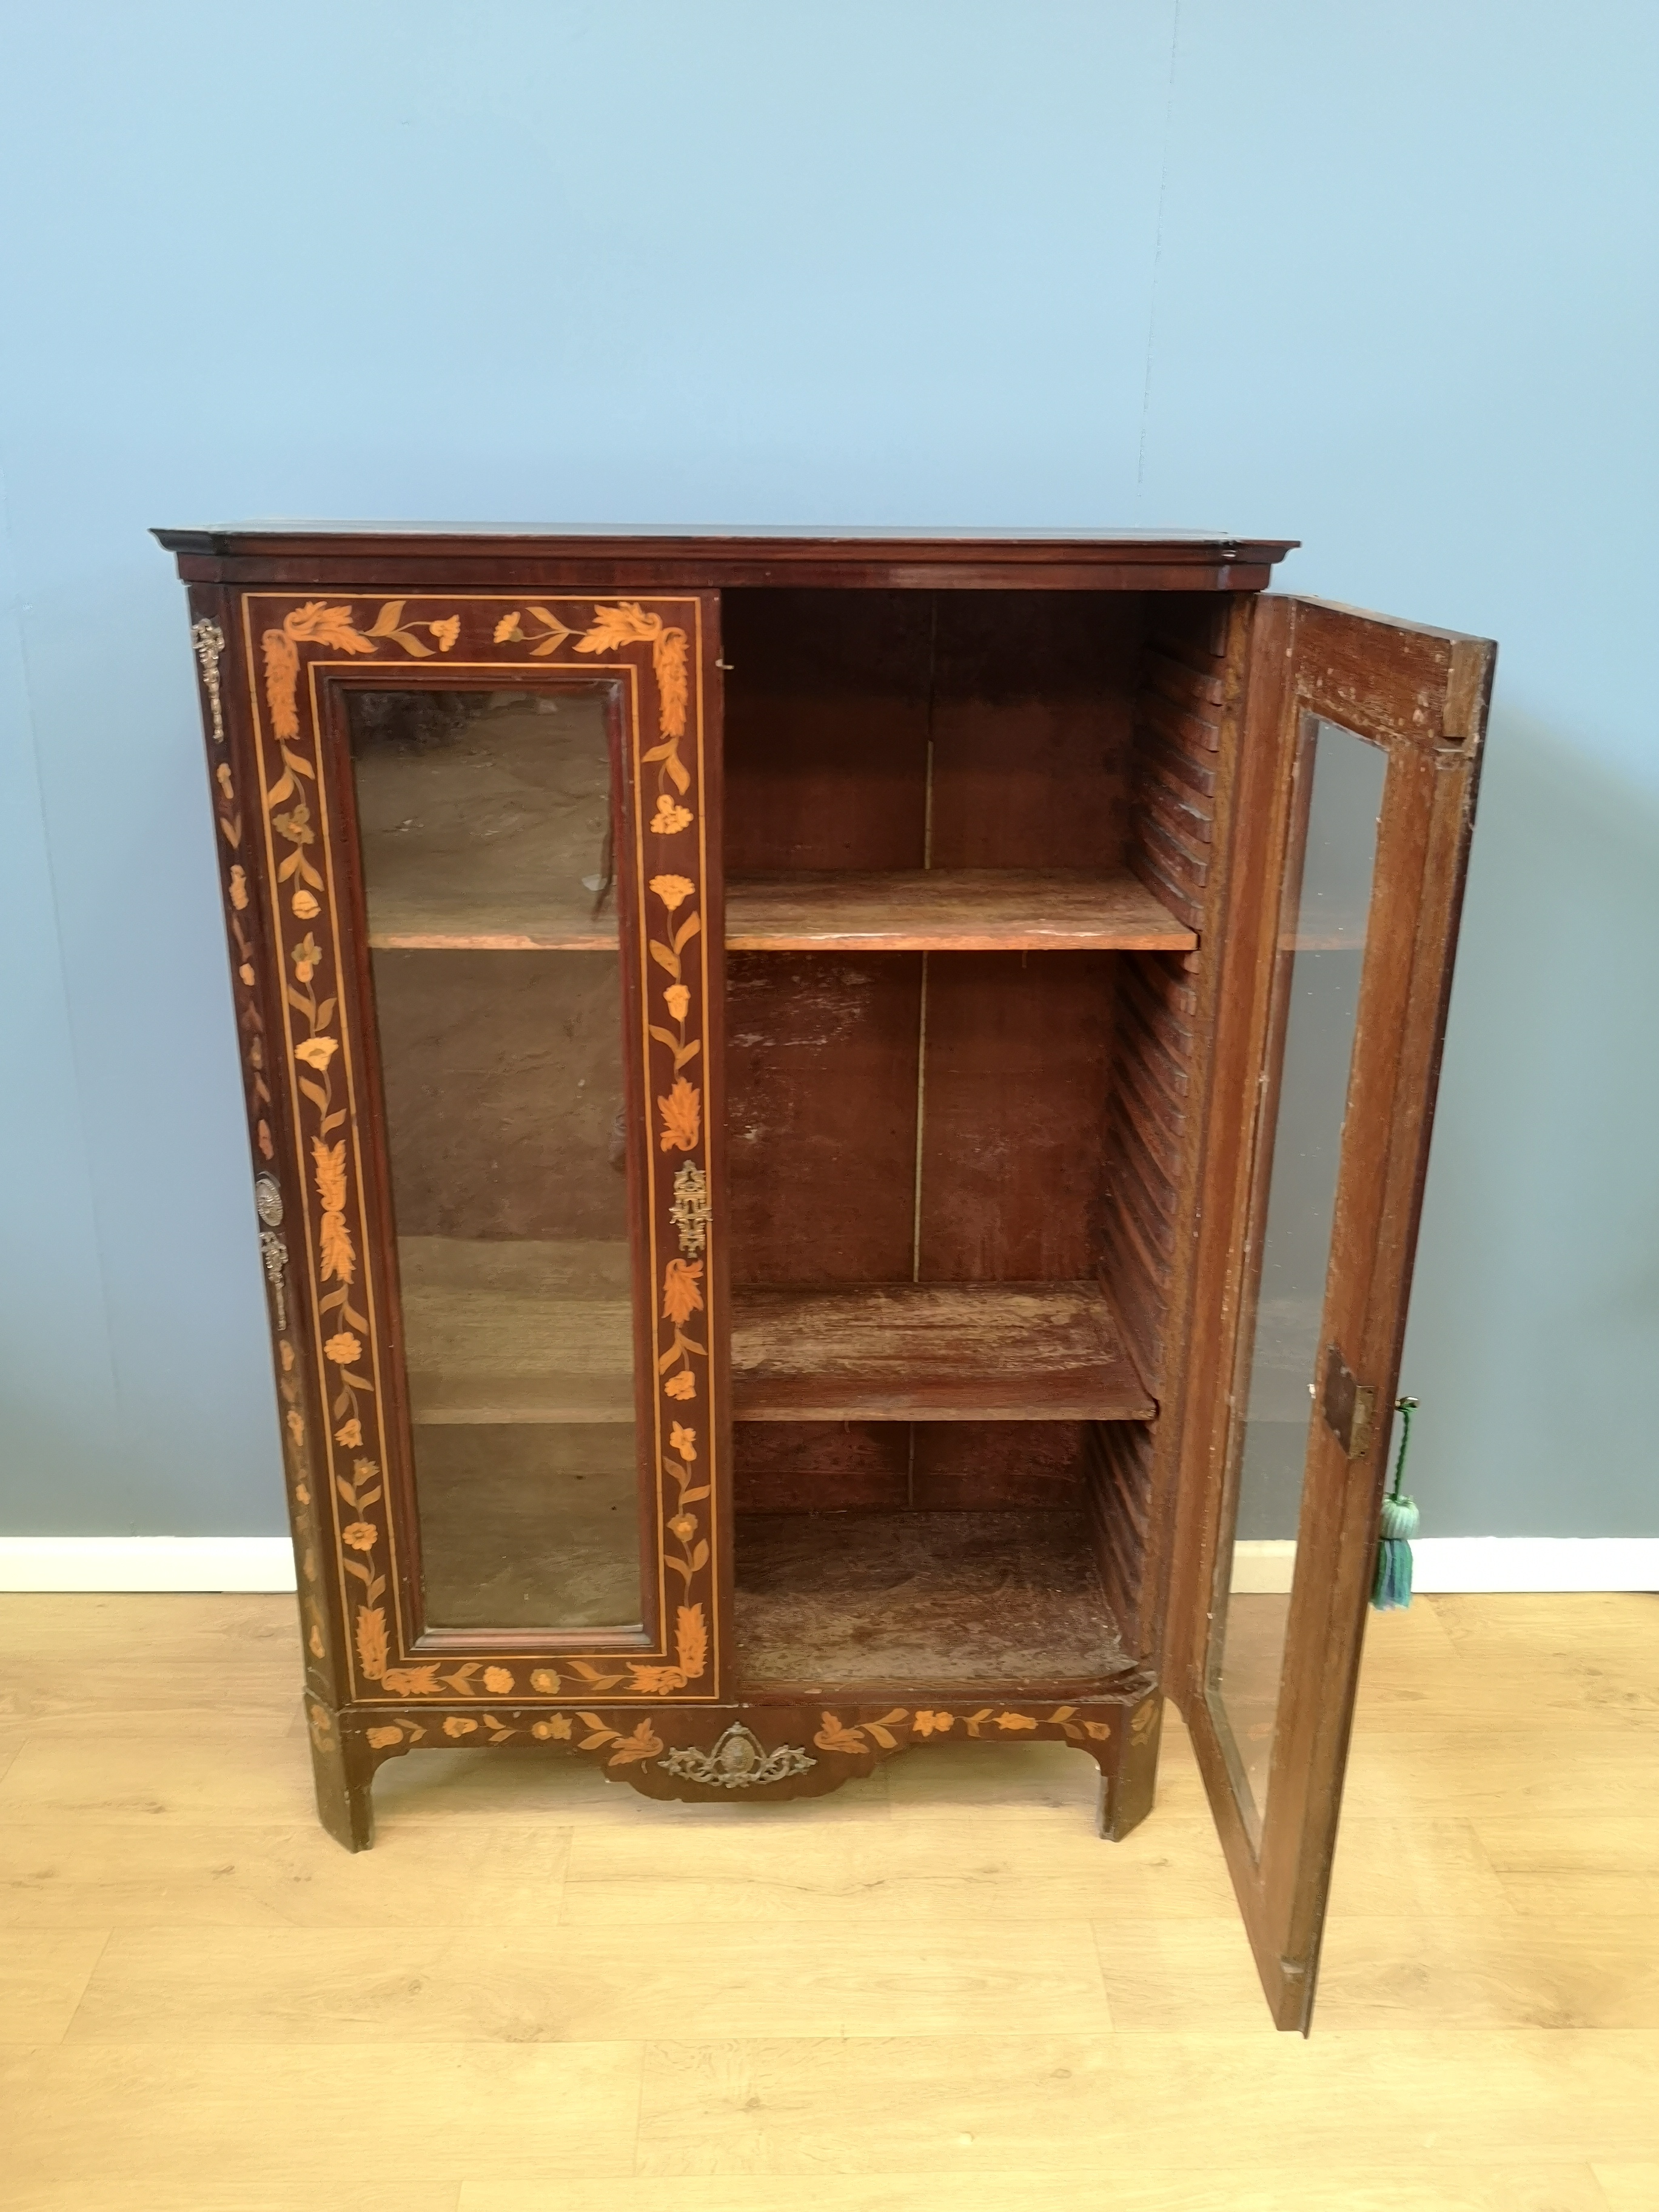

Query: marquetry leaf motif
[
  {"left": 662, "top": 1258, "right": 705, "bottom": 1324},
  {"left": 657, "top": 1078, "right": 701, "bottom": 1153},
  {"left": 814, "top": 1714, "right": 870, "bottom": 1755},
  {"left": 675, "top": 1603, "right": 708, "bottom": 1682},
  {"left": 355, "top": 1607, "right": 388, "bottom": 1680},
  {"left": 575, "top": 603, "right": 689, "bottom": 740},
  {"left": 382, "top": 1664, "right": 441, "bottom": 1697},
  {"left": 261, "top": 602, "right": 377, "bottom": 740},
  {"left": 862, "top": 1709, "right": 909, "bottom": 1749},
  {"left": 606, "top": 1718, "right": 665, "bottom": 1767}
]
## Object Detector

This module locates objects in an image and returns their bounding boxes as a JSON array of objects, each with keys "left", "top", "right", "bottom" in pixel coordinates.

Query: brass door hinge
[{"left": 1321, "top": 1344, "right": 1376, "bottom": 1461}]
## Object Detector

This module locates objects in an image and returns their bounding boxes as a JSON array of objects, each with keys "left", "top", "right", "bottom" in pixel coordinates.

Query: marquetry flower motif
[
  {"left": 229, "top": 864, "right": 249, "bottom": 910},
  {"left": 649, "top": 874, "right": 695, "bottom": 913},
  {"left": 291, "top": 888, "right": 320, "bottom": 920},
  {"left": 444, "top": 1717, "right": 478, "bottom": 1738},
  {"left": 335, "top": 1418, "right": 363, "bottom": 1447},
  {"left": 668, "top": 1512, "right": 697, "bottom": 1544},
  {"left": 341, "top": 1522, "right": 377, "bottom": 1552},
  {"left": 664, "top": 1370, "right": 696, "bottom": 1401},
  {"left": 294, "top": 1036, "right": 338, "bottom": 1071},
  {"left": 657, "top": 1077, "right": 700, "bottom": 1153},
  {"left": 216, "top": 763, "right": 233, "bottom": 799},
  {"left": 272, "top": 803, "right": 313, "bottom": 845},
  {"left": 483, "top": 1666, "right": 514, "bottom": 1695},
  {"left": 996, "top": 1711, "right": 1037, "bottom": 1731},
  {"left": 239, "top": 963, "right": 256, "bottom": 986},
  {"left": 531, "top": 1715, "right": 573, "bottom": 1740},
  {"left": 290, "top": 935, "right": 323, "bottom": 983},
  {"left": 280, "top": 1340, "right": 295, "bottom": 1372},
  {"left": 366, "top": 1725, "right": 404, "bottom": 1749},
  {"left": 912, "top": 1711, "right": 954, "bottom": 1737},
  {"left": 324, "top": 1331, "right": 362, "bottom": 1366},
  {"left": 650, "top": 797, "right": 693, "bottom": 836},
  {"left": 257, "top": 1121, "right": 273, "bottom": 1158},
  {"left": 529, "top": 1669, "right": 561, "bottom": 1694},
  {"left": 285, "top": 1410, "right": 304, "bottom": 1446},
  {"left": 663, "top": 982, "right": 691, "bottom": 1022},
  {"left": 662, "top": 1258, "right": 704, "bottom": 1325},
  {"left": 669, "top": 1423, "right": 696, "bottom": 1461},
  {"left": 429, "top": 616, "right": 460, "bottom": 652}
]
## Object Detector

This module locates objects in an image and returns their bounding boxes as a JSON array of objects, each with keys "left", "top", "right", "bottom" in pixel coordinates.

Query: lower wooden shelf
[
  {"left": 731, "top": 1281, "right": 1155, "bottom": 1423},
  {"left": 734, "top": 1507, "right": 1134, "bottom": 1692}
]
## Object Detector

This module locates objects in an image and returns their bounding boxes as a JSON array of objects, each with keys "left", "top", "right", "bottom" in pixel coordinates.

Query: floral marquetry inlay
[{"left": 227, "top": 588, "right": 718, "bottom": 1708}]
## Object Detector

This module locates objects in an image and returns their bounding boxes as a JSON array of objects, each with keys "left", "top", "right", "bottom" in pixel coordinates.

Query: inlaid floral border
[
  {"left": 352, "top": 1689, "right": 1163, "bottom": 1777},
  {"left": 226, "top": 590, "right": 717, "bottom": 1708}
]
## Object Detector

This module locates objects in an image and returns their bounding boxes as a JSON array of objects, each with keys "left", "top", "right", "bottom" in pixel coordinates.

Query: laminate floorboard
[{"left": 0, "top": 1591, "right": 1655, "bottom": 2209}]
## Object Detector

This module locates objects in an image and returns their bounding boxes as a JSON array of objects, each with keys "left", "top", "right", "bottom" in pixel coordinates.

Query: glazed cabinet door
[
  {"left": 1172, "top": 595, "right": 1493, "bottom": 2029},
  {"left": 193, "top": 585, "right": 726, "bottom": 1817}
]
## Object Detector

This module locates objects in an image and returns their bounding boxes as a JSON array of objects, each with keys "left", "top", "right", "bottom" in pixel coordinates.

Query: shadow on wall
[{"left": 1400, "top": 705, "right": 1659, "bottom": 1537}]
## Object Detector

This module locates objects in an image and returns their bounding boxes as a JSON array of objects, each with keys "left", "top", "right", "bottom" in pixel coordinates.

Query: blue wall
[{"left": 1, "top": 1, "right": 1654, "bottom": 1537}]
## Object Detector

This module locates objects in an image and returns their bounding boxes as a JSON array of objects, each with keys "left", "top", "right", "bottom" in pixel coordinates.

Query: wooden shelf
[
  {"left": 734, "top": 1507, "right": 1134, "bottom": 1691},
  {"left": 366, "top": 866, "right": 1195, "bottom": 954},
  {"left": 731, "top": 1281, "right": 1155, "bottom": 1423},
  {"left": 400, "top": 1238, "right": 636, "bottom": 1425},
  {"left": 726, "top": 868, "right": 1195, "bottom": 953},
  {"left": 400, "top": 1249, "right": 1154, "bottom": 1430}
]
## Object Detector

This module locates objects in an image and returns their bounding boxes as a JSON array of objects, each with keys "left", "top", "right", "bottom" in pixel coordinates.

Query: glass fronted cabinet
[{"left": 160, "top": 528, "right": 1492, "bottom": 2030}]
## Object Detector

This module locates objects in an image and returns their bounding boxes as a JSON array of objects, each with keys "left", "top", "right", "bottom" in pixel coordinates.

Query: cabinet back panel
[
  {"left": 913, "top": 1421, "right": 1088, "bottom": 1507},
  {"left": 723, "top": 589, "right": 1147, "bottom": 876},
  {"left": 725, "top": 950, "right": 922, "bottom": 1284},
  {"left": 732, "top": 1419, "right": 1088, "bottom": 1512},
  {"left": 734, "top": 1421, "right": 912, "bottom": 1510},
  {"left": 927, "top": 593, "right": 1141, "bottom": 870},
  {"left": 722, "top": 590, "right": 933, "bottom": 873},
  {"left": 916, "top": 951, "right": 1114, "bottom": 1282}
]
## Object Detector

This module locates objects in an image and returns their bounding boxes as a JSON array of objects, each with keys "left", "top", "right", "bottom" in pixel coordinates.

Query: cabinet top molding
[{"left": 153, "top": 525, "right": 1298, "bottom": 593}]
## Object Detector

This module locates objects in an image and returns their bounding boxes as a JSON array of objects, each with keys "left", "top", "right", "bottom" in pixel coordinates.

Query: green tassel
[{"left": 1371, "top": 1397, "right": 1419, "bottom": 1612}]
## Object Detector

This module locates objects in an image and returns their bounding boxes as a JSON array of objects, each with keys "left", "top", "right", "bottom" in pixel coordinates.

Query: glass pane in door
[
  {"left": 348, "top": 686, "right": 642, "bottom": 1630},
  {"left": 1208, "top": 716, "right": 1387, "bottom": 1834}
]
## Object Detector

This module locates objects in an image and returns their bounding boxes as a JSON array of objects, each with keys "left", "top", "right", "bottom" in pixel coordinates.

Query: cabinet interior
[
  {"left": 345, "top": 585, "right": 1232, "bottom": 1684},
  {"left": 721, "top": 586, "right": 1228, "bottom": 1692}
]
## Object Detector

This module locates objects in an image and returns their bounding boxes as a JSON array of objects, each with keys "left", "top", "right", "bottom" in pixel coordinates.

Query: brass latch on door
[{"left": 1321, "top": 1344, "right": 1377, "bottom": 1460}]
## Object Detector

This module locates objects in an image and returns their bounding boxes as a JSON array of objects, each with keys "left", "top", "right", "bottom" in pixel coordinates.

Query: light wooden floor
[{"left": 2, "top": 1592, "right": 1656, "bottom": 2211}]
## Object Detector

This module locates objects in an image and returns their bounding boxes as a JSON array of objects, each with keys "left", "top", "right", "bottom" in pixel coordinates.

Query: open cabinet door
[{"left": 1172, "top": 595, "right": 1494, "bottom": 2030}]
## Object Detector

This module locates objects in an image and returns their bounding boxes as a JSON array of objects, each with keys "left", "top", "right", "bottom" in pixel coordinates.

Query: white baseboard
[
  {"left": 1, "top": 1534, "right": 1655, "bottom": 1596},
  {"left": 1233, "top": 1536, "right": 1659, "bottom": 1595},
  {"left": 0, "top": 1538, "right": 297, "bottom": 1592}
]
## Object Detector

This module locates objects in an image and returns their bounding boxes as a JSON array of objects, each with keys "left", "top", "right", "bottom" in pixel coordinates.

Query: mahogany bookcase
[{"left": 158, "top": 526, "right": 1492, "bottom": 2029}]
